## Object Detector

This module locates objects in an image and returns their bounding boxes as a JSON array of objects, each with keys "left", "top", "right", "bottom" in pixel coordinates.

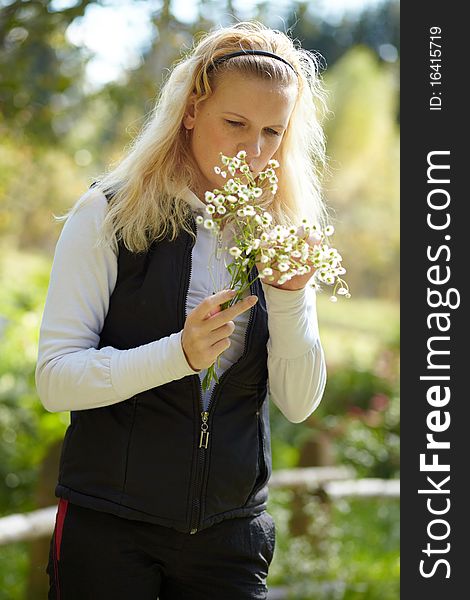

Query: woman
[{"left": 36, "top": 21, "right": 328, "bottom": 600}]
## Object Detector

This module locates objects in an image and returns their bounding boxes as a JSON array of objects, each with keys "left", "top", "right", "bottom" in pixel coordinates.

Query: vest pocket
[
  {"left": 203, "top": 407, "right": 259, "bottom": 516},
  {"left": 245, "top": 411, "right": 269, "bottom": 503}
]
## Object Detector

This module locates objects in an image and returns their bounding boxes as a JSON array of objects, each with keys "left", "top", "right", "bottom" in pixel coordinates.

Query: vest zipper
[
  {"left": 189, "top": 379, "right": 212, "bottom": 534},
  {"left": 188, "top": 265, "right": 257, "bottom": 534},
  {"left": 199, "top": 411, "right": 210, "bottom": 449}
]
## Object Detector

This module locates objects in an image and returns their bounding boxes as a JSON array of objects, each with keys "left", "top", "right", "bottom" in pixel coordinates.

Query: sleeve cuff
[{"left": 261, "top": 282, "right": 320, "bottom": 360}]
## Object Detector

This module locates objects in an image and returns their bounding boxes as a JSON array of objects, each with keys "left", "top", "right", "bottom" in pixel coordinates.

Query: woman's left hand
[{"left": 256, "top": 234, "right": 320, "bottom": 292}]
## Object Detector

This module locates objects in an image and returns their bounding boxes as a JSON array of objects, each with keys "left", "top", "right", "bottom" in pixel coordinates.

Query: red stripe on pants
[{"left": 55, "top": 498, "right": 69, "bottom": 561}]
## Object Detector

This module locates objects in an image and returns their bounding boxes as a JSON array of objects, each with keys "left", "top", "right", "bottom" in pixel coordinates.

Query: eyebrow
[{"left": 223, "top": 112, "right": 287, "bottom": 130}]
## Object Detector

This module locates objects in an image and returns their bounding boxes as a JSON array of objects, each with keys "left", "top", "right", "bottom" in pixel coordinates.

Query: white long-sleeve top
[{"left": 35, "top": 187, "right": 326, "bottom": 423}]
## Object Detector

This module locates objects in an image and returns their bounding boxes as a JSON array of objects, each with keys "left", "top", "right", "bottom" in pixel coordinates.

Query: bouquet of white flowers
[{"left": 197, "top": 150, "right": 350, "bottom": 391}]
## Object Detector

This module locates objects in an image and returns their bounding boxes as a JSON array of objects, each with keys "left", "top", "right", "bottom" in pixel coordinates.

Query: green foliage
[
  {"left": 0, "top": 541, "right": 29, "bottom": 600},
  {"left": 0, "top": 251, "right": 68, "bottom": 516},
  {"left": 323, "top": 46, "right": 399, "bottom": 299},
  {"left": 287, "top": 0, "right": 399, "bottom": 69},
  {"left": 0, "top": 0, "right": 95, "bottom": 141},
  {"left": 267, "top": 491, "right": 399, "bottom": 599},
  {"left": 0, "top": 131, "right": 88, "bottom": 251}
]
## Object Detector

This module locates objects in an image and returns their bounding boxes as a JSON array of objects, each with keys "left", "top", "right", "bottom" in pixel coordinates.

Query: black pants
[{"left": 46, "top": 499, "right": 276, "bottom": 599}]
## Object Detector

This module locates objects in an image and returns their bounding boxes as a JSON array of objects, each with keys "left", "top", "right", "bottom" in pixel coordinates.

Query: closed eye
[
  {"left": 225, "top": 119, "right": 244, "bottom": 127},
  {"left": 225, "top": 120, "right": 281, "bottom": 137}
]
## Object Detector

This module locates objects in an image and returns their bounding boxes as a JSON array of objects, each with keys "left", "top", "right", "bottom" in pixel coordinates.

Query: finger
[
  {"left": 205, "top": 320, "right": 236, "bottom": 345},
  {"left": 204, "top": 294, "right": 258, "bottom": 331},
  {"left": 207, "top": 305, "right": 222, "bottom": 318},
  {"left": 193, "top": 289, "right": 237, "bottom": 320},
  {"left": 211, "top": 336, "right": 232, "bottom": 357}
]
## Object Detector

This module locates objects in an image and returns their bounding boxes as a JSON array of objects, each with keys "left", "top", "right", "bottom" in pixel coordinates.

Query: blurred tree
[
  {"left": 286, "top": 0, "right": 399, "bottom": 71},
  {"left": 323, "top": 46, "right": 399, "bottom": 298},
  {"left": 0, "top": 0, "right": 94, "bottom": 141}
]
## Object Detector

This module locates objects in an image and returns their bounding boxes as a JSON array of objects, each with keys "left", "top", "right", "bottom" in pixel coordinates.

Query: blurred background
[{"left": 0, "top": 0, "right": 399, "bottom": 598}]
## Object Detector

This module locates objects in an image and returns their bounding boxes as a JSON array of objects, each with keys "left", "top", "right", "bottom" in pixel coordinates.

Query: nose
[{"left": 238, "top": 136, "right": 261, "bottom": 163}]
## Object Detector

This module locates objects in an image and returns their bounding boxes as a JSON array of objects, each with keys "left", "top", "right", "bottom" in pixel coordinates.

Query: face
[{"left": 183, "top": 71, "right": 297, "bottom": 199}]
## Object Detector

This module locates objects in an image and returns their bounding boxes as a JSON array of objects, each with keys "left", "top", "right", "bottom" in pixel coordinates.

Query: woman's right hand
[{"left": 181, "top": 289, "right": 258, "bottom": 371}]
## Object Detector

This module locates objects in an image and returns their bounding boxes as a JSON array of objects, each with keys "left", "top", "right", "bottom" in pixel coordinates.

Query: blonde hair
[{"left": 67, "top": 21, "right": 329, "bottom": 253}]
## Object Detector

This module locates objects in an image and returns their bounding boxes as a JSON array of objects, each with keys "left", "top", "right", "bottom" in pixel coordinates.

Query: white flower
[
  {"left": 227, "top": 195, "right": 238, "bottom": 204},
  {"left": 206, "top": 204, "right": 215, "bottom": 214},
  {"left": 270, "top": 184, "right": 278, "bottom": 195},
  {"left": 262, "top": 267, "right": 273, "bottom": 276},
  {"left": 237, "top": 208, "right": 246, "bottom": 217},
  {"left": 221, "top": 171, "right": 227, "bottom": 178},
  {"left": 252, "top": 187, "right": 263, "bottom": 198},
  {"left": 263, "top": 212, "right": 273, "bottom": 223},
  {"left": 205, "top": 191, "right": 215, "bottom": 202},
  {"left": 195, "top": 215, "right": 204, "bottom": 225},
  {"left": 337, "top": 287, "right": 349, "bottom": 295},
  {"left": 240, "top": 164, "right": 250, "bottom": 174},
  {"left": 268, "top": 159, "right": 279, "bottom": 168},
  {"left": 204, "top": 219, "right": 215, "bottom": 229},
  {"left": 221, "top": 155, "right": 230, "bottom": 165},
  {"left": 260, "top": 254, "right": 269, "bottom": 263},
  {"left": 214, "top": 166, "right": 221, "bottom": 174},
  {"left": 329, "top": 296, "right": 338, "bottom": 303},
  {"left": 237, "top": 150, "right": 247, "bottom": 160},
  {"left": 325, "top": 225, "right": 335, "bottom": 236},
  {"left": 278, "top": 262, "right": 290, "bottom": 272},
  {"left": 231, "top": 157, "right": 241, "bottom": 168},
  {"left": 229, "top": 247, "right": 242, "bottom": 258},
  {"left": 217, "top": 206, "right": 226, "bottom": 214}
]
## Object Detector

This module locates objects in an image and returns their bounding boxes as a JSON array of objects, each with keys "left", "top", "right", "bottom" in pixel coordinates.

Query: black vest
[{"left": 55, "top": 209, "right": 271, "bottom": 533}]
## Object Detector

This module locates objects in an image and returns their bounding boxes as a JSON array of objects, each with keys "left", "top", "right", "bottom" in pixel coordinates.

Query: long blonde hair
[{"left": 67, "top": 21, "right": 329, "bottom": 253}]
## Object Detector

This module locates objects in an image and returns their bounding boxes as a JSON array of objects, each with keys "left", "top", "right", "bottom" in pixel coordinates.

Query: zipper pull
[{"left": 199, "top": 411, "right": 210, "bottom": 449}]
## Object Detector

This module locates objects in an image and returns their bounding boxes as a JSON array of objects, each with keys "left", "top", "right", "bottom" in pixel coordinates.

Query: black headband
[{"left": 211, "top": 49, "right": 297, "bottom": 75}]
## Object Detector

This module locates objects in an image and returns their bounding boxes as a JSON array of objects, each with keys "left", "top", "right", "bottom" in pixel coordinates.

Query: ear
[{"left": 183, "top": 93, "right": 198, "bottom": 130}]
